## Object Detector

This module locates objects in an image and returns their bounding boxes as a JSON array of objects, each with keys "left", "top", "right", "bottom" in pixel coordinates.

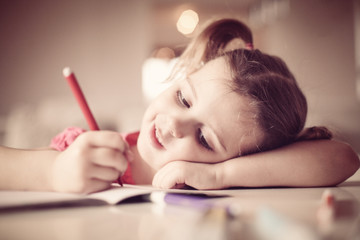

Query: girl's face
[{"left": 137, "top": 57, "right": 262, "bottom": 170}]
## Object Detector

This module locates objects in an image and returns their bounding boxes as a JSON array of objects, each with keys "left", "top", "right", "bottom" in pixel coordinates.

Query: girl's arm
[
  {"left": 0, "top": 146, "right": 59, "bottom": 191},
  {"left": 220, "top": 139, "right": 359, "bottom": 188},
  {"left": 0, "top": 131, "right": 129, "bottom": 194},
  {"left": 153, "top": 139, "right": 360, "bottom": 189}
]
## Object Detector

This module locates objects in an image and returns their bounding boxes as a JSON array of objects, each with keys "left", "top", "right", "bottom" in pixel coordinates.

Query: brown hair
[
  {"left": 171, "top": 19, "right": 253, "bottom": 77},
  {"left": 171, "top": 18, "right": 332, "bottom": 154}
]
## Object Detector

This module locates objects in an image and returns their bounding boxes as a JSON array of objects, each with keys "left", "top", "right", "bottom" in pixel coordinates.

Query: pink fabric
[
  {"left": 120, "top": 132, "right": 139, "bottom": 185},
  {"left": 50, "top": 127, "right": 139, "bottom": 185},
  {"left": 50, "top": 127, "right": 86, "bottom": 151}
]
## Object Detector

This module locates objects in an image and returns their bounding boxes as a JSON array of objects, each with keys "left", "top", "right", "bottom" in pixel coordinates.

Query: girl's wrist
[
  {"left": 47, "top": 150, "right": 61, "bottom": 192},
  {"left": 214, "top": 161, "right": 229, "bottom": 189},
  {"left": 218, "top": 156, "right": 250, "bottom": 189}
]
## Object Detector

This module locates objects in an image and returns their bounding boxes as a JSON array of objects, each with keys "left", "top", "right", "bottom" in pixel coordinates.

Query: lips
[{"left": 150, "top": 124, "right": 164, "bottom": 149}]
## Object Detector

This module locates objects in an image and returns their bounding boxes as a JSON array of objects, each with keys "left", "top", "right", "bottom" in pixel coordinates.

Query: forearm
[
  {"left": 0, "top": 146, "right": 59, "bottom": 191},
  {"left": 220, "top": 140, "right": 359, "bottom": 188}
]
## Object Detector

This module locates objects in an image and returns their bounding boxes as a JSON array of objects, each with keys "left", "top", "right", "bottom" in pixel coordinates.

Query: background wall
[
  {"left": 0, "top": 0, "right": 151, "bottom": 146},
  {"left": 252, "top": 0, "right": 360, "bottom": 152},
  {"left": 0, "top": 0, "right": 359, "bottom": 153}
]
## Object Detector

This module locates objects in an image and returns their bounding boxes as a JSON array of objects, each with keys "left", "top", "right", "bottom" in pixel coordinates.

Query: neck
[{"left": 129, "top": 145, "right": 156, "bottom": 185}]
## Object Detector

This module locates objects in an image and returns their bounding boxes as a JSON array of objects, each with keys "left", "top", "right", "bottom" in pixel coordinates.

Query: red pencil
[
  {"left": 62, "top": 67, "right": 100, "bottom": 131},
  {"left": 62, "top": 67, "right": 123, "bottom": 186}
]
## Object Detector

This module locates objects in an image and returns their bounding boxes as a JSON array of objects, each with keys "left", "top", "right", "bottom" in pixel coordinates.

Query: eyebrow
[{"left": 185, "top": 78, "right": 227, "bottom": 153}]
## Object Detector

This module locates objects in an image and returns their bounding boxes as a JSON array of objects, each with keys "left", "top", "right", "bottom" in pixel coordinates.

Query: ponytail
[
  {"left": 296, "top": 126, "right": 333, "bottom": 141},
  {"left": 169, "top": 18, "right": 254, "bottom": 80}
]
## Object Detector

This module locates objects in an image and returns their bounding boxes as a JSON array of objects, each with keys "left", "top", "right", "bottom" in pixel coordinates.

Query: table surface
[{"left": 1, "top": 175, "right": 359, "bottom": 240}]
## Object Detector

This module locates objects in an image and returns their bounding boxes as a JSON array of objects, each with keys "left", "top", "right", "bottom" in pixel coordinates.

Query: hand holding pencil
[{"left": 58, "top": 67, "right": 126, "bottom": 188}]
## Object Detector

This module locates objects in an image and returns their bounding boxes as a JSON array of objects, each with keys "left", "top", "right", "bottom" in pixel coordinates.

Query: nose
[
  {"left": 167, "top": 115, "right": 185, "bottom": 138},
  {"left": 158, "top": 113, "right": 192, "bottom": 139}
]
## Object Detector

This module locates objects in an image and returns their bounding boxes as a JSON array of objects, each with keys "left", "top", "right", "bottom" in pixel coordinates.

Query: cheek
[
  {"left": 136, "top": 135, "right": 161, "bottom": 169},
  {"left": 143, "top": 96, "right": 168, "bottom": 122},
  {"left": 136, "top": 132, "right": 147, "bottom": 159}
]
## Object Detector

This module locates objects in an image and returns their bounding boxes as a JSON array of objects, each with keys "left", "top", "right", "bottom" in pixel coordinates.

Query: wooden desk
[{"left": 0, "top": 181, "right": 359, "bottom": 240}]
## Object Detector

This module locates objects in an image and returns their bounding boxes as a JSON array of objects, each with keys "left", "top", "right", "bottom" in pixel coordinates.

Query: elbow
[
  {"left": 332, "top": 141, "right": 360, "bottom": 185},
  {"left": 342, "top": 143, "right": 359, "bottom": 174}
]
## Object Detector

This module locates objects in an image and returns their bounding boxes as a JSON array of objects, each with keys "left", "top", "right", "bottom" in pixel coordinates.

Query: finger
[
  {"left": 86, "top": 179, "right": 112, "bottom": 194},
  {"left": 77, "top": 131, "right": 129, "bottom": 152},
  {"left": 152, "top": 172, "right": 161, "bottom": 187},
  {"left": 91, "top": 148, "right": 128, "bottom": 172},
  {"left": 164, "top": 165, "right": 186, "bottom": 189},
  {"left": 154, "top": 166, "right": 174, "bottom": 188},
  {"left": 153, "top": 166, "right": 177, "bottom": 189},
  {"left": 71, "top": 178, "right": 112, "bottom": 194},
  {"left": 89, "top": 165, "right": 121, "bottom": 182},
  {"left": 152, "top": 166, "right": 167, "bottom": 187}
]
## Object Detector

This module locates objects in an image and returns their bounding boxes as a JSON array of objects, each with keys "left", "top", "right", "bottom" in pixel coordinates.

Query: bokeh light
[{"left": 176, "top": 9, "right": 199, "bottom": 35}]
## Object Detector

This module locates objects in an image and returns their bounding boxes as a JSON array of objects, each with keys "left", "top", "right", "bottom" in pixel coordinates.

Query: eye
[
  {"left": 197, "top": 129, "right": 213, "bottom": 151},
  {"left": 177, "top": 90, "right": 190, "bottom": 108}
]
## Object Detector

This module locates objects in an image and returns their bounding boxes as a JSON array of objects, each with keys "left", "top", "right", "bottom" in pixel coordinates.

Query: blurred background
[{"left": 0, "top": 0, "right": 359, "bottom": 154}]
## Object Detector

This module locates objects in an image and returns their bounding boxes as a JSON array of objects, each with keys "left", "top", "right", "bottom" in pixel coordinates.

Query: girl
[{"left": 0, "top": 19, "right": 358, "bottom": 193}]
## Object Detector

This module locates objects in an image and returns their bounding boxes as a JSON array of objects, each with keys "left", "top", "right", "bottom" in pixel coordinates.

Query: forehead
[
  {"left": 187, "top": 57, "right": 234, "bottom": 104},
  {"left": 187, "top": 58, "right": 260, "bottom": 156}
]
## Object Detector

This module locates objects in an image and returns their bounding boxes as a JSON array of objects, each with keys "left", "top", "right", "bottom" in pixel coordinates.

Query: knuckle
[
  {"left": 76, "top": 131, "right": 91, "bottom": 144},
  {"left": 107, "top": 151, "right": 126, "bottom": 170},
  {"left": 112, "top": 135, "right": 128, "bottom": 151}
]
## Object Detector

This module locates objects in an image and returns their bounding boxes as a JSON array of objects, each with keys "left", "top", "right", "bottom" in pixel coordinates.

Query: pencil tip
[{"left": 63, "top": 67, "right": 72, "bottom": 77}]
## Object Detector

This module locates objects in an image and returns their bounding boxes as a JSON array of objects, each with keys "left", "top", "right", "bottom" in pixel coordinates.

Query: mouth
[{"left": 150, "top": 124, "right": 164, "bottom": 150}]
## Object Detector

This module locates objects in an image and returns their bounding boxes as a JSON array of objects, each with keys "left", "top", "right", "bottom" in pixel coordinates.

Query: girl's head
[
  {"left": 137, "top": 56, "right": 263, "bottom": 170},
  {"left": 137, "top": 18, "right": 332, "bottom": 170}
]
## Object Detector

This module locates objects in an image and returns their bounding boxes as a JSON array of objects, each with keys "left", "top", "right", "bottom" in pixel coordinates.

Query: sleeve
[{"left": 50, "top": 127, "right": 87, "bottom": 151}]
